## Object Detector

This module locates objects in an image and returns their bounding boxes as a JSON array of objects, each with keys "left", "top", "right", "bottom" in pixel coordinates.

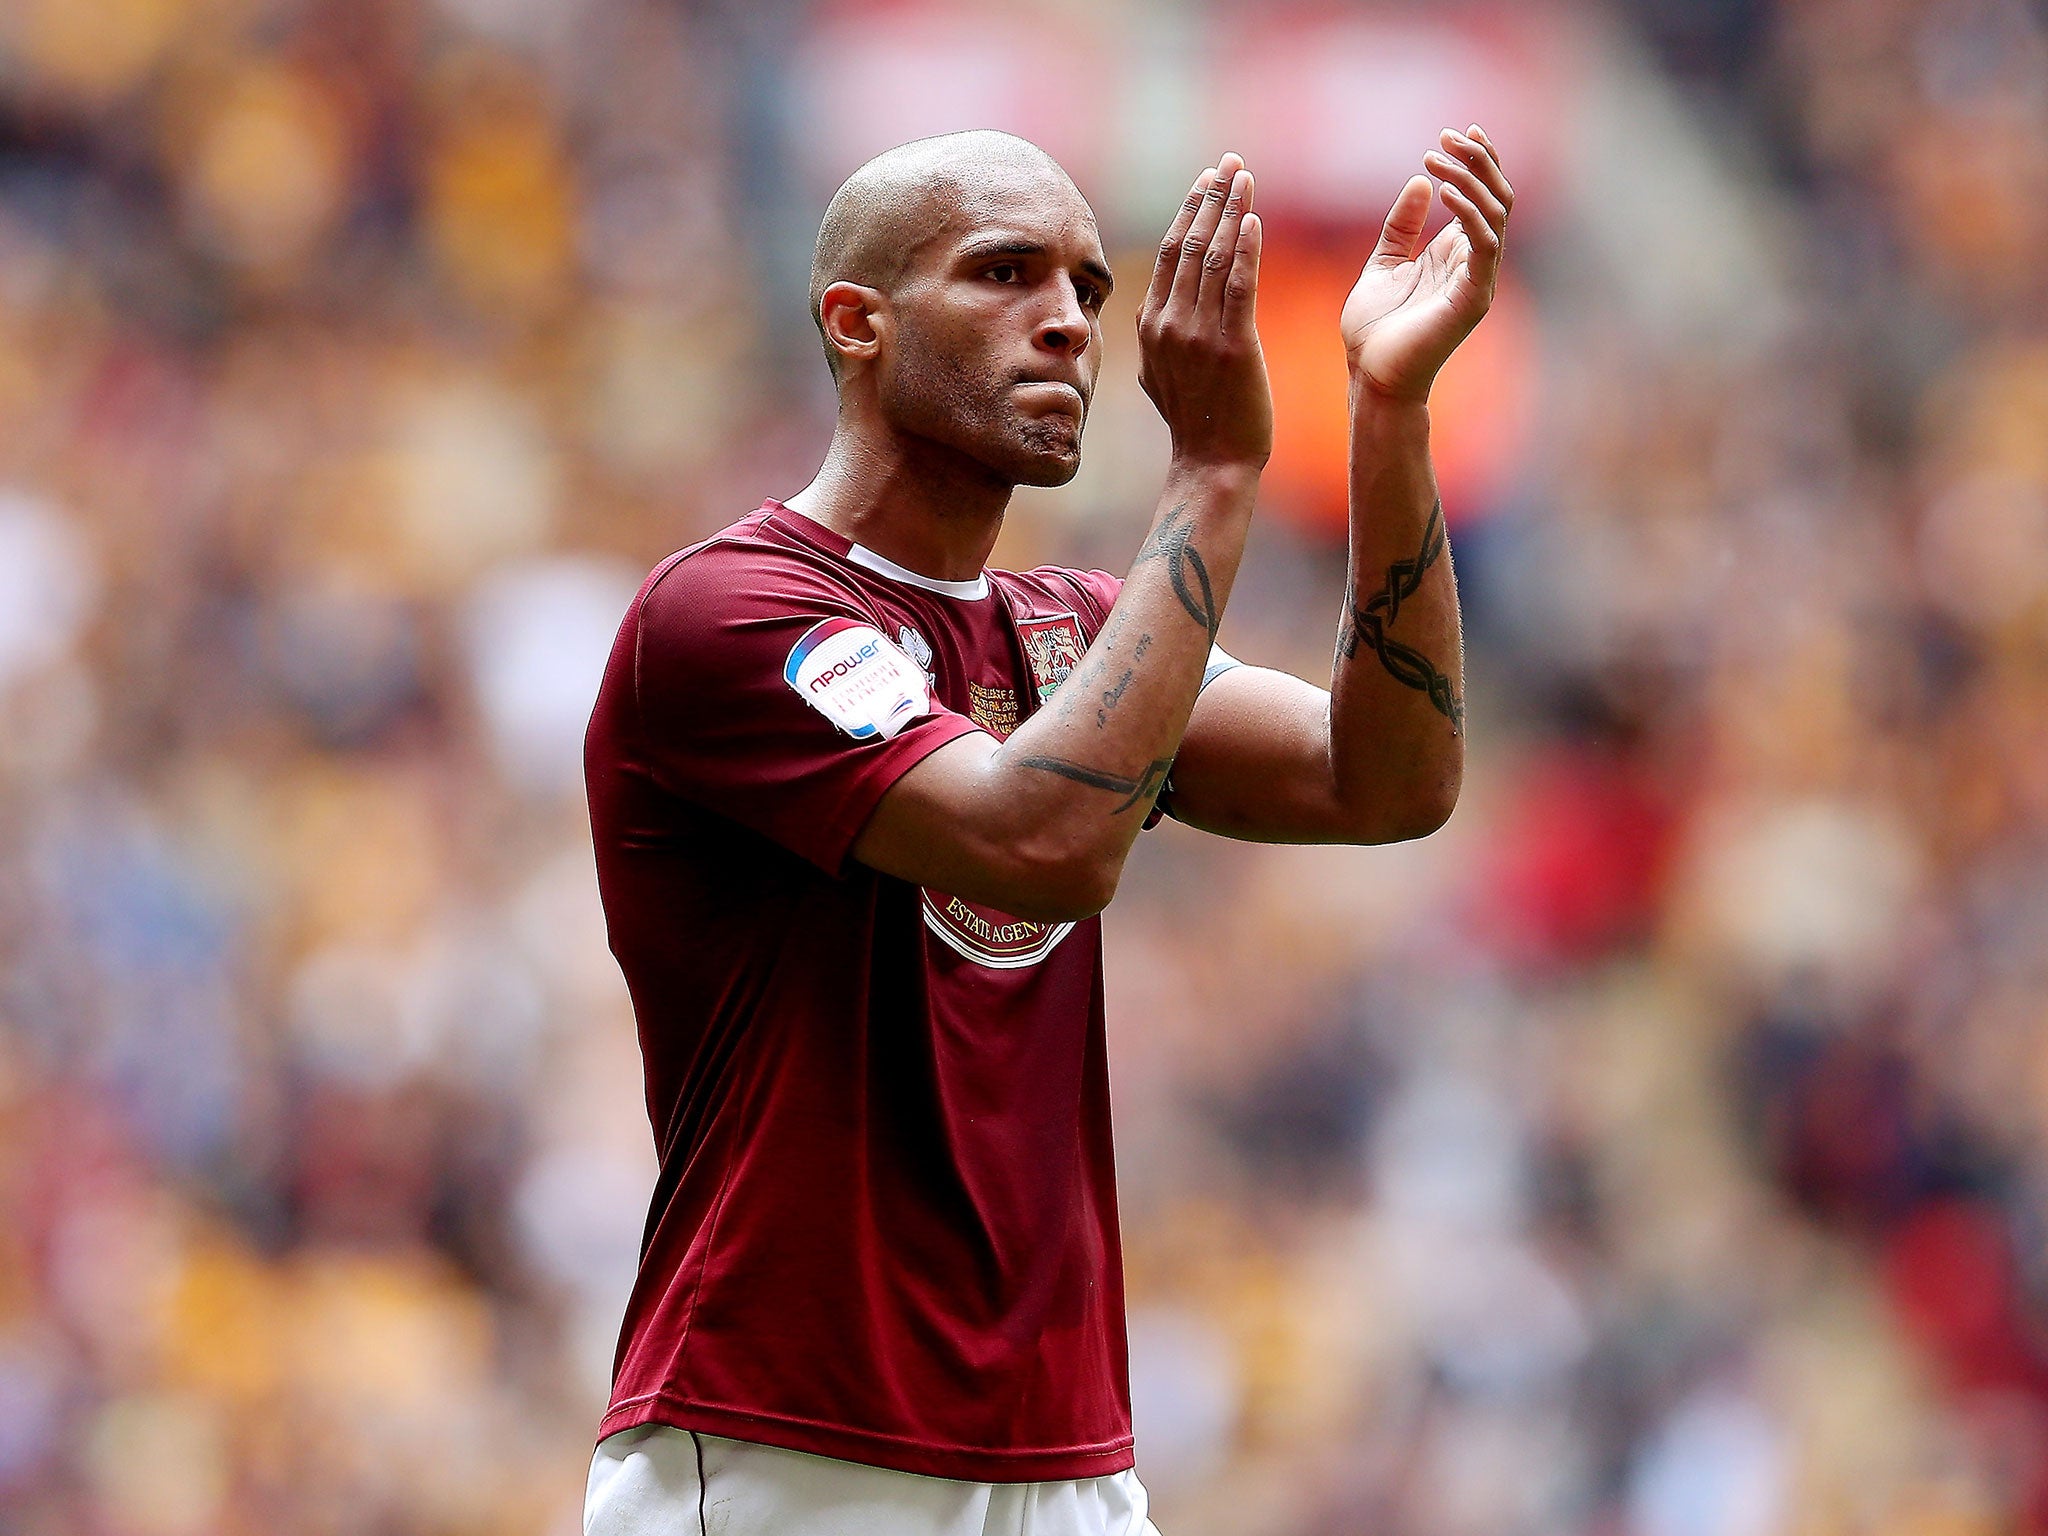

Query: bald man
[{"left": 582, "top": 127, "right": 1512, "bottom": 1535}]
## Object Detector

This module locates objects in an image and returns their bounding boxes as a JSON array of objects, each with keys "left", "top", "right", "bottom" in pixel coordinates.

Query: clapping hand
[
  {"left": 1341, "top": 126, "right": 1514, "bottom": 404},
  {"left": 1137, "top": 153, "right": 1275, "bottom": 469}
]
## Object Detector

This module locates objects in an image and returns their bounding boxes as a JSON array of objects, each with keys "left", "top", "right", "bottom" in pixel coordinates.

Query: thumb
[{"left": 1370, "top": 175, "right": 1433, "bottom": 265}]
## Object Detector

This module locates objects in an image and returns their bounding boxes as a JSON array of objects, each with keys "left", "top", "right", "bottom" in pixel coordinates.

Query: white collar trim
[{"left": 847, "top": 541, "right": 990, "bottom": 600}]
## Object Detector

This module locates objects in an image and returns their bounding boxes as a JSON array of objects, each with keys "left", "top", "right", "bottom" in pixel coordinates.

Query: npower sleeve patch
[{"left": 784, "top": 617, "right": 932, "bottom": 740}]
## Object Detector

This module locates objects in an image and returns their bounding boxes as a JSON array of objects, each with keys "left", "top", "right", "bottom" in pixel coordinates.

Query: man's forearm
[
  {"left": 987, "top": 145, "right": 1270, "bottom": 876},
  {"left": 1075, "top": 128, "right": 1501, "bottom": 849},
  {"left": 843, "top": 462, "right": 1260, "bottom": 923},
  {"left": 1329, "top": 387, "right": 1465, "bottom": 829},
  {"left": 997, "top": 461, "right": 1258, "bottom": 844}
]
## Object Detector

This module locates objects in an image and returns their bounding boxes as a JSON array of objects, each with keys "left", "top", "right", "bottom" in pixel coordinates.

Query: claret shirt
[{"left": 583, "top": 501, "right": 1138, "bottom": 1482}]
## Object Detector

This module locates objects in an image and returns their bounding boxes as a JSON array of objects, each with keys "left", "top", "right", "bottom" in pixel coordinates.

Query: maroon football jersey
[{"left": 583, "top": 502, "right": 1135, "bottom": 1482}]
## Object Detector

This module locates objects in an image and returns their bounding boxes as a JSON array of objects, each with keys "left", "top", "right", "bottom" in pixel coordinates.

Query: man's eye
[
  {"left": 988, "top": 264, "right": 1022, "bottom": 283},
  {"left": 1077, "top": 284, "right": 1103, "bottom": 308}
]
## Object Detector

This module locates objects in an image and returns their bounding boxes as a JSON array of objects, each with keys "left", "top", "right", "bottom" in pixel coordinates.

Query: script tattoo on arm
[
  {"left": 1133, "top": 504, "right": 1219, "bottom": 641},
  {"left": 1096, "top": 668, "right": 1134, "bottom": 728},
  {"left": 1017, "top": 754, "right": 1175, "bottom": 815},
  {"left": 1338, "top": 498, "right": 1465, "bottom": 732}
]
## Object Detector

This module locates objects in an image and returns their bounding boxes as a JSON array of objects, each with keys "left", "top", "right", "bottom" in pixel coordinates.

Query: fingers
[
  {"left": 1145, "top": 165, "right": 1219, "bottom": 316},
  {"left": 1425, "top": 125, "right": 1523, "bottom": 268},
  {"left": 1419, "top": 125, "right": 1511, "bottom": 287},
  {"left": 1450, "top": 126, "right": 1514, "bottom": 206},
  {"left": 1370, "top": 175, "right": 1434, "bottom": 265},
  {"left": 1423, "top": 147, "right": 1506, "bottom": 235},
  {"left": 1168, "top": 151, "right": 1244, "bottom": 314},
  {"left": 1195, "top": 168, "right": 1253, "bottom": 322},
  {"left": 1438, "top": 180, "right": 1501, "bottom": 286},
  {"left": 1469, "top": 124, "right": 1502, "bottom": 159},
  {"left": 1221, "top": 211, "right": 1262, "bottom": 334}
]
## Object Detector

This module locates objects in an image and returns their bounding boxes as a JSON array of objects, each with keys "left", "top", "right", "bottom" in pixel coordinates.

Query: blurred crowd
[{"left": 2, "top": 0, "right": 2046, "bottom": 1533}]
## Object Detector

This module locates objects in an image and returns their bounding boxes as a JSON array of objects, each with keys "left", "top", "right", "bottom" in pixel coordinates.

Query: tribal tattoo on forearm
[
  {"left": 1133, "top": 504, "right": 1219, "bottom": 641},
  {"left": 1017, "top": 754, "right": 1175, "bottom": 815},
  {"left": 1338, "top": 498, "right": 1464, "bottom": 732}
]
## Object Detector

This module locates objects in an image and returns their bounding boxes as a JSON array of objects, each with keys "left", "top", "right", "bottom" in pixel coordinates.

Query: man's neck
[{"left": 784, "top": 420, "right": 1012, "bottom": 584}]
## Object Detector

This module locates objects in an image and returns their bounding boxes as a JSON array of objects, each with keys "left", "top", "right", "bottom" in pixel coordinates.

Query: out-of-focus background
[{"left": 2, "top": 0, "right": 2046, "bottom": 1531}]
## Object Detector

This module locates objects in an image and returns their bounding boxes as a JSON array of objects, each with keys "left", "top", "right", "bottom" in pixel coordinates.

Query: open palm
[{"left": 1342, "top": 126, "right": 1513, "bottom": 403}]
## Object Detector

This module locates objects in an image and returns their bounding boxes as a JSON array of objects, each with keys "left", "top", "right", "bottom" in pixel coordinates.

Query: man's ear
[{"left": 819, "top": 282, "right": 886, "bottom": 371}]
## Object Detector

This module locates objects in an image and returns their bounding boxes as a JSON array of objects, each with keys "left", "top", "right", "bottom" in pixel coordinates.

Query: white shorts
[{"left": 584, "top": 1425, "right": 1162, "bottom": 1536}]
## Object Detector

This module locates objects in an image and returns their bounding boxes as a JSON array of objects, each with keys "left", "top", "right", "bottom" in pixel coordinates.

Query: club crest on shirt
[
  {"left": 1015, "top": 611, "right": 1087, "bottom": 701},
  {"left": 921, "top": 890, "right": 1077, "bottom": 969}
]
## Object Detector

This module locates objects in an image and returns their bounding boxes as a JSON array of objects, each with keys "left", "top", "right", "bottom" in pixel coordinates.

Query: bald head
[
  {"left": 809, "top": 131, "right": 1087, "bottom": 377},
  {"left": 802, "top": 130, "right": 1110, "bottom": 486}
]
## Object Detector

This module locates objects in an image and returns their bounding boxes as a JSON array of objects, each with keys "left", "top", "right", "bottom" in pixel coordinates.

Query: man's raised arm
[
  {"left": 854, "top": 156, "right": 1274, "bottom": 921},
  {"left": 1161, "top": 125, "right": 1513, "bottom": 845}
]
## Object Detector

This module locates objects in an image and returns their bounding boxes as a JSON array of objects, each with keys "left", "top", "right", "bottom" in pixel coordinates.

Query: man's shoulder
[{"left": 641, "top": 507, "right": 867, "bottom": 618}]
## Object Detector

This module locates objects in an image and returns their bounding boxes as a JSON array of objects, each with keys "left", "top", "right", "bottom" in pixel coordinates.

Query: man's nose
[{"left": 1036, "top": 279, "right": 1090, "bottom": 356}]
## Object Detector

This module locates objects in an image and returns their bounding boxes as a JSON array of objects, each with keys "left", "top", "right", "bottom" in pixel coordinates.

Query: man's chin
[
  {"left": 1014, "top": 448, "right": 1082, "bottom": 488},
  {"left": 1003, "top": 419, "right": 1084, "bottom": 487}
]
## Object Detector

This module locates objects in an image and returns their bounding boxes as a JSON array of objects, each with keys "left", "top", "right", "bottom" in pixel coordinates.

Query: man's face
[{"left": 873, "top": 168, "right": 1112, "bottom": 488}]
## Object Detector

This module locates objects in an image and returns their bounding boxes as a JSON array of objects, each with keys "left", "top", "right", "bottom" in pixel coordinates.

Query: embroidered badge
[
  {"left": 1015, "top": 611, "right": 1088, "bottom": 701},
  {"left": 967, "top": 681, "right": 1019, "bottom": 738},
  {"left": 897, "top": 625, "right": 934, "bottom": 679}
]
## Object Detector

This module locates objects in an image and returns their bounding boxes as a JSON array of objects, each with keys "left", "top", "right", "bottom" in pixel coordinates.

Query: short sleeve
[{"left": 632, "top": 547, "right": 983, "bottom": 874}]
